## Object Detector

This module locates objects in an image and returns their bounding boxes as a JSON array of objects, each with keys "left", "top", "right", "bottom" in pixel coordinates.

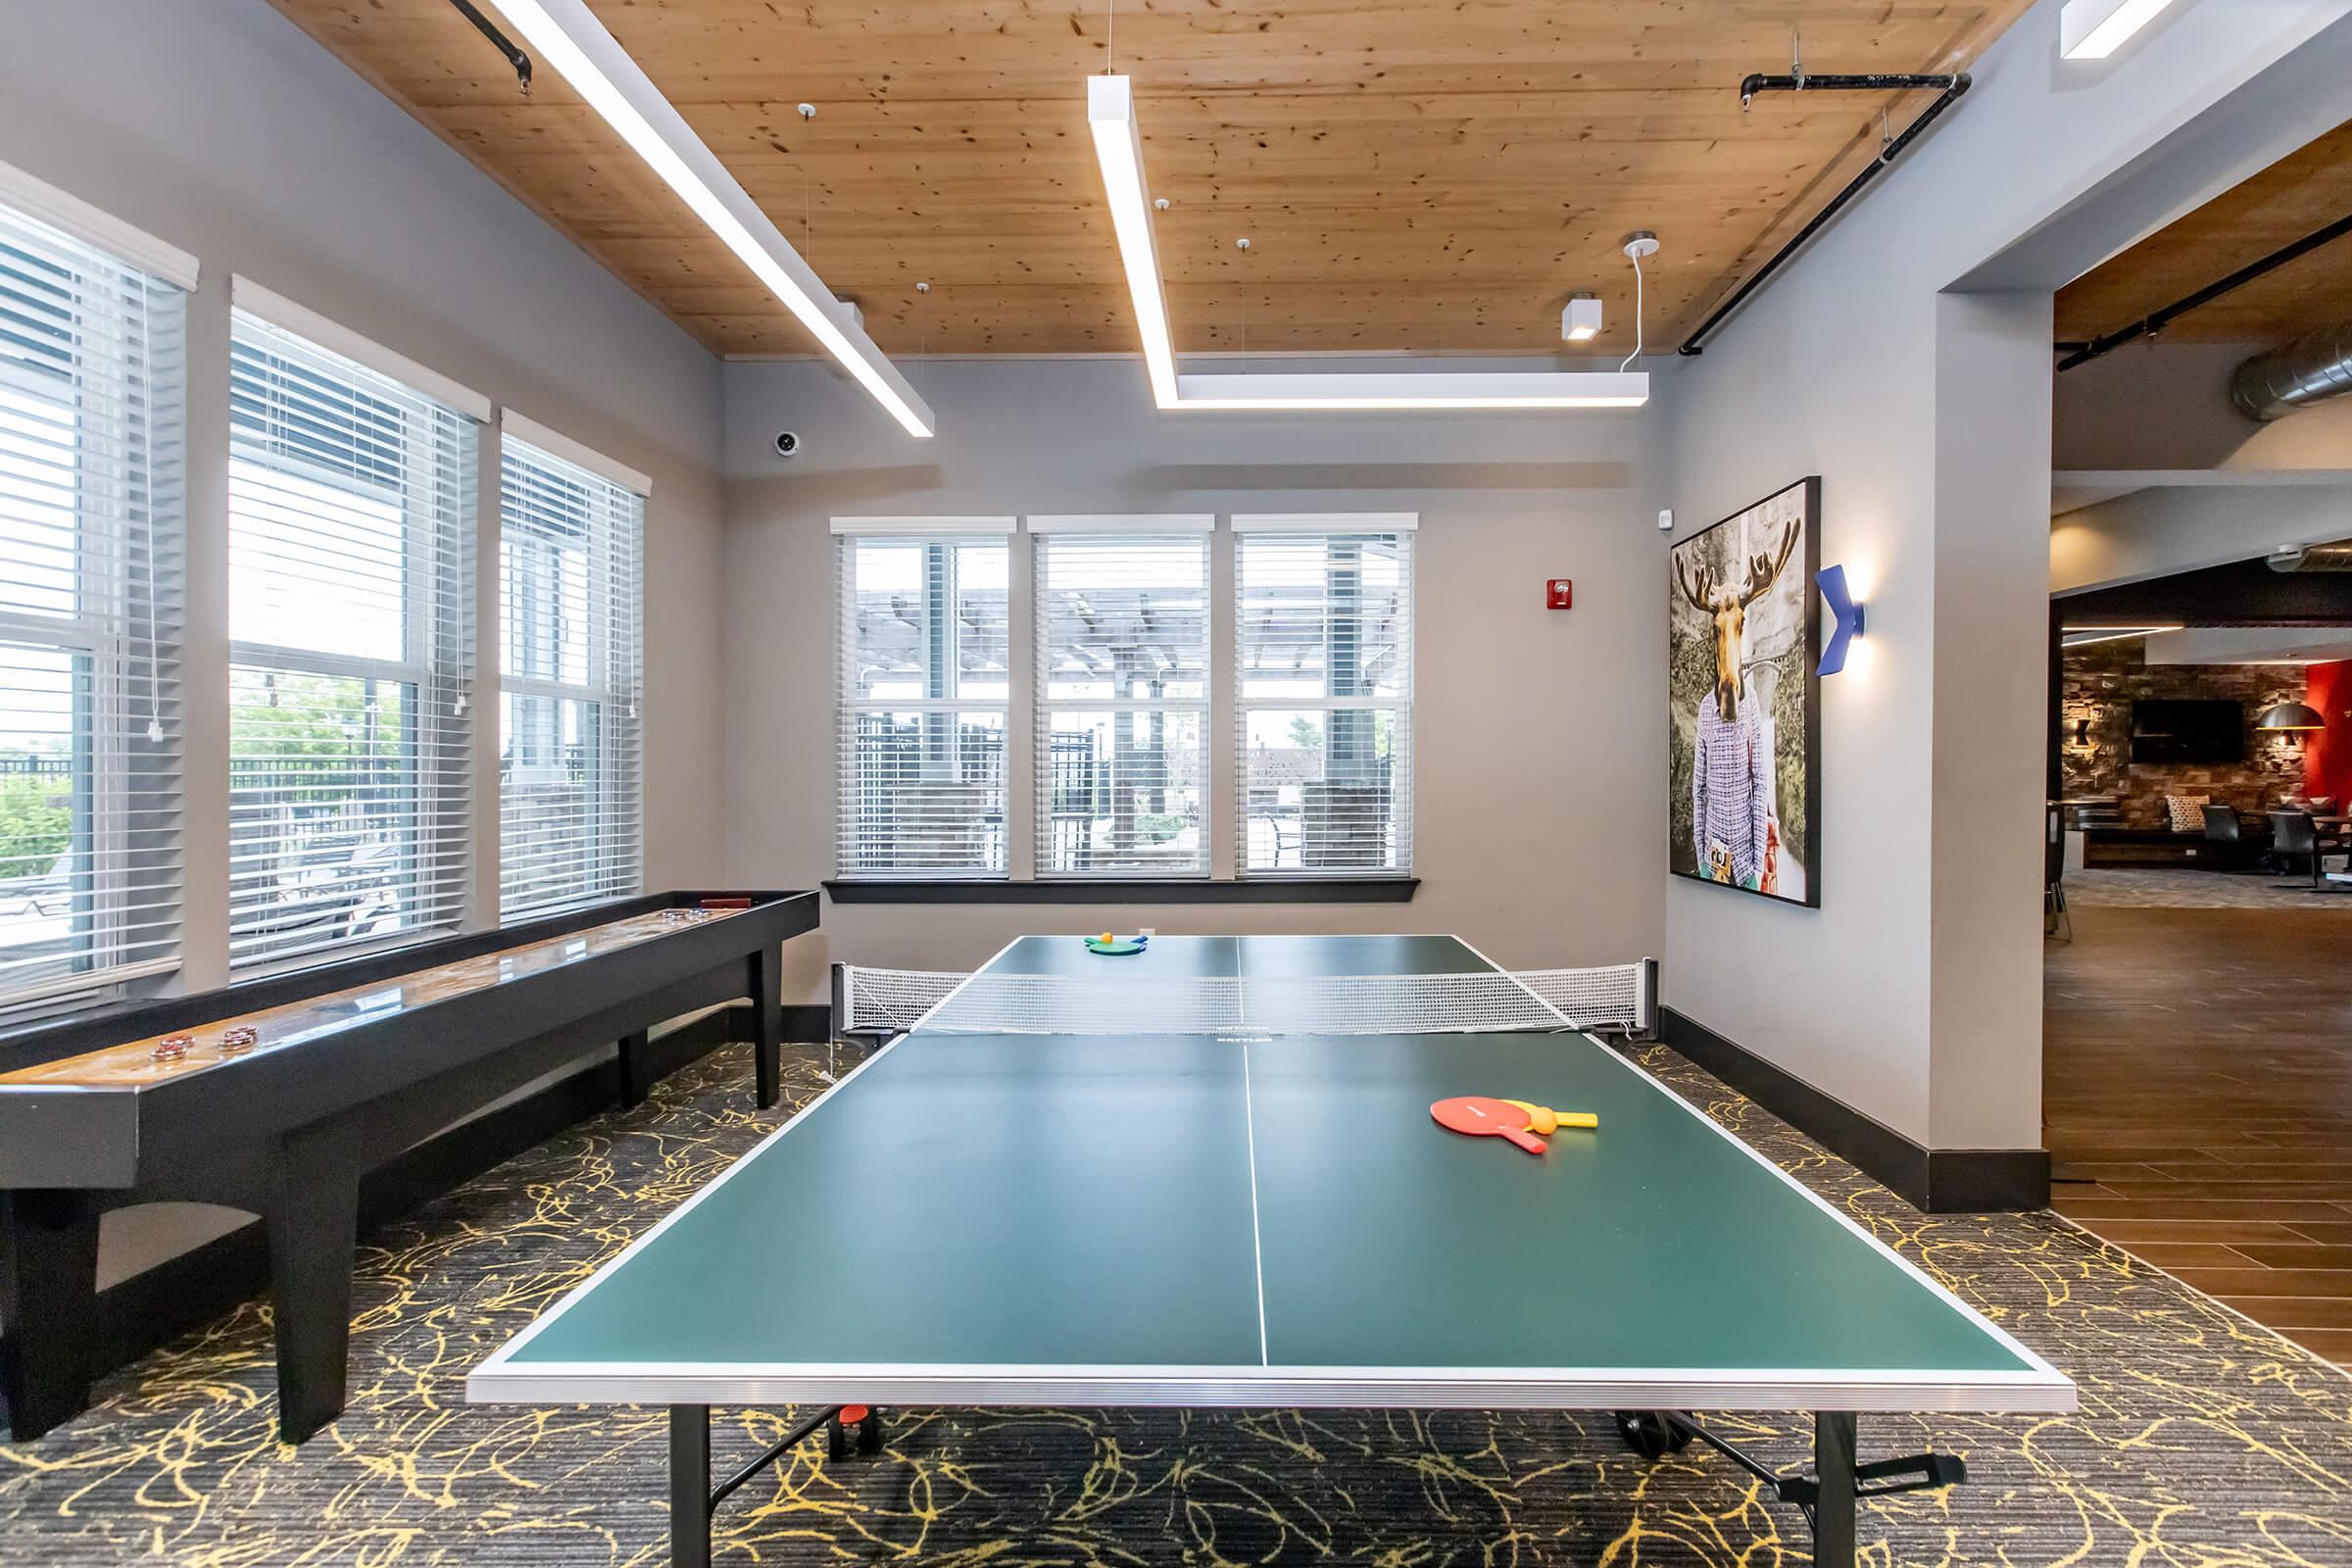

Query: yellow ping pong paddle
[{"left": 1505, "top": 1099, "right": 1597, "bottom": 1135}]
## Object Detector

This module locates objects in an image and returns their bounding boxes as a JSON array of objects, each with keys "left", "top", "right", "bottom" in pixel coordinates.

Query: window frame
[
  {"left": 497, "top": 420, "right": 647, "bottom": 923},
  {"left": 833, "top": 517, "right": 1017, "bottom": 881},
  {"left": 1030, "top": 514, "right": 1215, "bottom": 880},
  {"left": 1232, "top": 514, "right": 1417, "bottom": 879},
  {"left": 0, "top": 172, "right": 189, "bottom": 1018},
  {"left": 828, "top": 513, "right": 1418, "bottom": 893},
  {"left": 223, "top": 300, "right": 479, "bottom": 974}
]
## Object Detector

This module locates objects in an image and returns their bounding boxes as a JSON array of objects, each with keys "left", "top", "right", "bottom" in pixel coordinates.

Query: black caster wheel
[
  {"left": 1614, "top": 1410, "right": 1690, "bottom": 1460},
  {"left": 825, "top": 1409, "right": 850, "bottom": 1461},
  {"left": 857, "top": 1406, "right": 885, "bottom": 1455}
]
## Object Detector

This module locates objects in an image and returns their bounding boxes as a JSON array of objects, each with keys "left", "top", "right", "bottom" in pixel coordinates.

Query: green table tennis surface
[{"left": 471, "top": 935, "right": 2070, "bottom": 1414}]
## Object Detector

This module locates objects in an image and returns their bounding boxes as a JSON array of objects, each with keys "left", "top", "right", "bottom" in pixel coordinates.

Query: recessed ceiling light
[
  {"left": 2059, "top": 0, "right": 2182, "bottom": 60},
  {"left": 487, "top": 0, "right": 934, "bottom": 436}
]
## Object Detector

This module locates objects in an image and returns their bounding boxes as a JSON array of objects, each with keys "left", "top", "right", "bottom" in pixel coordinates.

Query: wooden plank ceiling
[
  {"left": 269, "top": 0, "right": 2034, "bottom": 358},
  {"left": 2056, "top": 120, "right": 2352, "bottom": 349}
]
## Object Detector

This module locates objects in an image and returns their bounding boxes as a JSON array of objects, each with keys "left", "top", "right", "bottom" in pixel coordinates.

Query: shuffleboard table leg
[
  {"left": 618, "top": 1029, "right": 652, "bottom": 1109},
  {"left": 1812, "top": 1411, "right": 1858, "bottom": 1568},
  {"left": 670, "top": 1403, "right": 712, "bottom": 1568},
  {"left": 265, "top": 1130, "right": 362, "bottom": 1444},
  {"left": 0, "top": 1189, "right": 102, "bottom": 1440},
  {"left": 750, "top": 944, "right": 783, "bottom": 1109}
]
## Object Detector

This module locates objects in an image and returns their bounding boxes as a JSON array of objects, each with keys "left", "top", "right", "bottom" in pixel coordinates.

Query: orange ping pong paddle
[{"left": 1431, "top": 1096, "right": 1546, "bottom": 1153}]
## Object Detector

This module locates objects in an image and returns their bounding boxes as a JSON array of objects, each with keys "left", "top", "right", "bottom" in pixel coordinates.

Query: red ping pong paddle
[{"left": 1431, "top": 1096, "right": 1546, "bottom": 1154}]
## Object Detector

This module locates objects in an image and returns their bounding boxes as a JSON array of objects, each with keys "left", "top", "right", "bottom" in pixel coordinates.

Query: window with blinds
[
  {"left": 835, "top": 521, "right": 1011, "bottom": 877},
  {"left": 1033, "top": 517, "right": 1210, "bottom": 876},
  {"left": 226, "top": 311, "right": 474, "bottom": 969},
  {"left": 1235, "top": 516, "right": 1415, "bottom": 875},
  {"left": 500, "top": 433, "right": 643, "bottom": 921},
  {"left": 0, "top": 196, "right": 185, "bottom": 1012}
]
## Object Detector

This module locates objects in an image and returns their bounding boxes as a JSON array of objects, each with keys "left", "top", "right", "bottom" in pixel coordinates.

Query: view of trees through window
[
  {"left": 225, "top": 315, "right": 469, "bottom": 968},
  {"left": 0, "top": 210, "right": 181, "bottom": 1010}
]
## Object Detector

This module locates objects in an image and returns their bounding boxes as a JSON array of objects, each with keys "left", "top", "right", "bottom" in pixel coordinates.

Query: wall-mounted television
[{"left": 2131, "top": 699, "right": 2243, "bottom": 764}]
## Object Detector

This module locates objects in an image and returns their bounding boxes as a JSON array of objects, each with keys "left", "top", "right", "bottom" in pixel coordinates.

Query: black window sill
[{"left": 823, "top": 877, "right": 1419, "bottom": 905}]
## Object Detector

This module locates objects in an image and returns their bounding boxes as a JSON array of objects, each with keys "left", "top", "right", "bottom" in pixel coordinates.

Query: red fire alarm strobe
[{"left": 1545, "top": 578, "right": 1574, "bottom": 610}]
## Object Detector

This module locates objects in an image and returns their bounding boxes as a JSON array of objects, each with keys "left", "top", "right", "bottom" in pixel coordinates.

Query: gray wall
[
  {"left": 0, "top": 0, "right": 728, "bottom": 1289},
  {"left": 2050, "top": 339, "right": 2352, "bottom": 595},
  {"left": 1662, "top": 0, "right": 2349, "bottom": 1151},
  {"left": 2052, "top": 481, "right": 2352, "bottom": 594},
  {"left": 721, "top": 355, "right": 1674, "bottom": 1003},
  {"left": 2056, "top": 341, "right": 2352, "bottom": 474}
]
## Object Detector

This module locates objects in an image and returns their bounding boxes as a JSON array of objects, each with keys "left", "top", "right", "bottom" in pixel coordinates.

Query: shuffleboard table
[{"left": 0, "top": 889, "right": 817, "bottom": 1444}]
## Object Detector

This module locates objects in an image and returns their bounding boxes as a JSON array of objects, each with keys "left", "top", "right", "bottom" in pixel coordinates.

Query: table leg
[
  {"left": 750, "top": 945, "right": 782, "bottom": 1110},
  {"left": 1813, "top": 1411, "right": 1857, "bottom": 1568},
  {"left": 265, "top": 1130, "right": 362, "bottom": 1444},
  {"left": 0, "top": 1190, "right": 102, "bottom": 1439},
  {"left": 670, "top": 1403, "right": 711, "bottom": 1568},
  {"left": 618, "top": 1029, "right": 652, "bottom": 1109}
]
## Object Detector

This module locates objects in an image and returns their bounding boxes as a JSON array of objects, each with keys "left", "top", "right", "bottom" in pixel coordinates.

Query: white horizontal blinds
[
  {"left": 500, "top": 435, "right": 644, "bottom": 921},
  {"left": 0, "top": 197, "right": 185, "bottom": 1010},
  {"left": 226, "top": 311, "right": 475, "bottom": 969},
  {"left": 836, "top": 523, "right": 1011, "bottom": 877},
  {"left": 1235, "top": 518, "right": 1415, "bottom": 875},
  {"left": 1033, "top": 519, "right": 1211, "bottom": 875}
]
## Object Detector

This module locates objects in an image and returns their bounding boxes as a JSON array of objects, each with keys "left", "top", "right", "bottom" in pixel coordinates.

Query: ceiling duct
[
  {"left": 2233, "top": 318, "right": 2352, "bottom": 420},
  {"left": 2265, "top": 538, "right": 2352, "bottom": 572}
]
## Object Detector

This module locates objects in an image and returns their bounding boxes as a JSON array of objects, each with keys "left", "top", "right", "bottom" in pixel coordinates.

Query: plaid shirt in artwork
[{"left": 1690, "top": 691, "right": 1772, "bottom": 890}]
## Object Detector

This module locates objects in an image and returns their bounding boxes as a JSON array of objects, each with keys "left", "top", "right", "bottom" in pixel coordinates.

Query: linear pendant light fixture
[
  {"left": 1088, "top": 74, "right": 1181, "bottom": 408},
  {"left": 486, "top": 0, "right": 934, "bottom": 436},
  {"left": 1086, "top": 75, "right": 1647, "bottom": 413}
]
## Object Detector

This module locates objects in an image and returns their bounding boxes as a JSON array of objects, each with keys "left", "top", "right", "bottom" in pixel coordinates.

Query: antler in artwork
[
  {"left": 1737, "top": 517, "right": 1800, "bottom": 609},
  {"left": 1675, "top": 554, "right": 1719, "bottom": 613}
]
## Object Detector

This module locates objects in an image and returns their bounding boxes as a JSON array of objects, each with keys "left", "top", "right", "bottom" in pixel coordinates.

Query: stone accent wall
[{"left": 2060, "top": 643, "right": 2305, "bottom": 829}]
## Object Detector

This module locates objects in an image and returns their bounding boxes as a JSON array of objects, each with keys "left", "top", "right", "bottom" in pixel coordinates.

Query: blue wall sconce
[{"left": 1817, "top": 564, "right": 1867, "bottom": 676}]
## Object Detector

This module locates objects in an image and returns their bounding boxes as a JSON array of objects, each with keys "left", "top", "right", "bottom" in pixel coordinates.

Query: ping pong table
[{"left": 469, "top": 934, "right": 2074, "bottom": 1566}]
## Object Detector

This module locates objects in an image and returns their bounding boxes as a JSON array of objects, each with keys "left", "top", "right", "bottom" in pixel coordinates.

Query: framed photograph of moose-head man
[{"left": 1668, "top": 476, "right": 1821, "bottom": 907}]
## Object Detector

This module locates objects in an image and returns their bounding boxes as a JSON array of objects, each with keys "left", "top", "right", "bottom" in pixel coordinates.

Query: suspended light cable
[{"left": 1620, "top": 232, "right": 1658, "bottom": 372}]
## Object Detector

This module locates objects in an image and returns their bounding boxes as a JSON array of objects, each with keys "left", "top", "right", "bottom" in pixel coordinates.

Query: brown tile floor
[{"left": 2045, "top": 898, "right": 2352, "bottom": 1368}]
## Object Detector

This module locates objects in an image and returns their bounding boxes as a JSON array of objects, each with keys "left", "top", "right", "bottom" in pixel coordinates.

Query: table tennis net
[{"left": 835, "top": 959, "right": 1656, "bottom": 1040}]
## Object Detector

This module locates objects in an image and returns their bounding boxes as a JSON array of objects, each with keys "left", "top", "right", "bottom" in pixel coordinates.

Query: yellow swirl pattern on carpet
[{"left": 4, "top": 1042, "right": 2350, "bottom": 1564}]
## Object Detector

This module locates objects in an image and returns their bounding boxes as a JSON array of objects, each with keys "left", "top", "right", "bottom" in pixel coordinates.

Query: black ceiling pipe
[
  {"left": 2055, "top": 211, "right": 2352, "bottom": 373},
  {"left": 1737, "top": 72, "right": 1971, "bottom": 107},
  {"left": 449, "top": 0, "right": 533, "bottom": 93},
  {"left": 1681, "top": 74, "right": 1971, "bottom": 356}
]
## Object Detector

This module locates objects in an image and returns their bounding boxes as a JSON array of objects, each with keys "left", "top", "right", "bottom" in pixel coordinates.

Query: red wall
[{"left": 2306, "top": 661, "right": 2352, "bottom": 806}]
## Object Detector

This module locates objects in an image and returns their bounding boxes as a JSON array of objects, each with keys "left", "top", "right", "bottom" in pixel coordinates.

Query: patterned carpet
[{"left": 5, "top": 1041, "right": 2351, "bottom": 1566}]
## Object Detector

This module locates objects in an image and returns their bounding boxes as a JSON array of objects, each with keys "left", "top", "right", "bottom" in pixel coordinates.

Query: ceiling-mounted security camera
[{"left": 774, "top": 430, "right": 803, "bottom": 459}]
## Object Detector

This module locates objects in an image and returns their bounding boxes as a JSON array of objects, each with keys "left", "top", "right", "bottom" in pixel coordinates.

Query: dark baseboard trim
[
  {"left": 3, "top": 1000, "right": 832, "bottom": 1409},
  {"left": 824, "top": 877, "right": 1420, "bottom": 905},
  {"left": 1657, "top": 1007, "right": 2050, "bottom": 1212}
]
